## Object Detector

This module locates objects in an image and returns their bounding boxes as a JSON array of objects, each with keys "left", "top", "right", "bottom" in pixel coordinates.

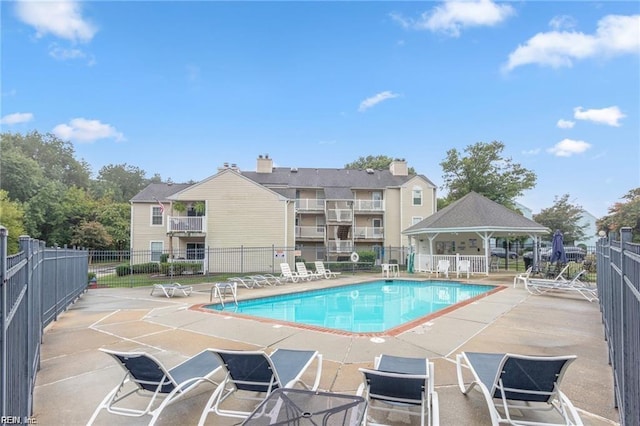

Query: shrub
[
  {"left": 87, "top": 272, "right": 96, "bottom": 283},
  {"left": 160, "top": 253, "right": 169, "bottom": 263},
  {"left": 357, "top": 251, "right": 376, "bottom": 264},
  {"left": 115, "top": 262, "right": 160, "bottom": 276}
]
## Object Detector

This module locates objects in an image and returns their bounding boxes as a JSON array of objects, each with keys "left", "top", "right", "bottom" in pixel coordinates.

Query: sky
[{"left": 1, "top": 0, "right": 639, "bottom": 219}]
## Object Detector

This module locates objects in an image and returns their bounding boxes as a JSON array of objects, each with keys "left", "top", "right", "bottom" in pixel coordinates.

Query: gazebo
[{"left": 403, "top": 192, "right": 549, "bottom": 275}]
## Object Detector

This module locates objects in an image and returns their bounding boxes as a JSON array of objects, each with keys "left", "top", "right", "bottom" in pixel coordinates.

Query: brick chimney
[
  {"left": 257, "top": 154, "right": 273, "bottom": 173},
  {"left": 389, "top": 159, "right": 408, "bottom": 176}
]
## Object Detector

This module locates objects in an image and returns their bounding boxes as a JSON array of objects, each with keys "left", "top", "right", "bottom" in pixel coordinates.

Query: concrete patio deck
[{"left": 32, "top": 273, "right": 619, "bottom": 425}]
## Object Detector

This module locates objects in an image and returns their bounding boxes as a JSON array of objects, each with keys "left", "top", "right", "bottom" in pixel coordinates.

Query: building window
[
  {"left": 151, "top": 206, "right": 163, "bottom": 226},
  {"left": 316, "top": 216, "right": 326, "bottom": 233},
  {"left": 150, "top": 241, "right": 163, "bottom": 262},
  {"left": 412, "top": 187, "right": 423, "bottom": 206},
  {"left": 186, "top": 243, "right": 205, "bottom": 260}
]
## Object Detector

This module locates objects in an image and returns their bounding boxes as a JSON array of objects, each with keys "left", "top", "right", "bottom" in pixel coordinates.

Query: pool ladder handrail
[{"left": 210, "top": 282, "right": 238, "bottom": 308}]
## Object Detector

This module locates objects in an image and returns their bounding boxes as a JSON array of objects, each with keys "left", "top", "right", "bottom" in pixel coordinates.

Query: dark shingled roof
[
  {"left": 130, "top": 166, "right": 435, "bottom": 203},
  {"left": 130, "top": 183, "right": 193, "bottom": 202},
  {"left": 241, "top": 167, "right": 435, "bottom": 191},
  {"left": 404, "top": 191, "right": 548, "bottom": 234}
]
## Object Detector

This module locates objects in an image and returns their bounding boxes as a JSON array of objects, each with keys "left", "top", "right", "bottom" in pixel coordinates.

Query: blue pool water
[{"left": 204, "top": 280, "right": 495, "bottom": 333}]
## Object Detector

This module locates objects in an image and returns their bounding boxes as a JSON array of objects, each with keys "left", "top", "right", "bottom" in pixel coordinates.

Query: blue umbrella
[{"left": 550, "top": 230, "right": 567, "bottom": 264}]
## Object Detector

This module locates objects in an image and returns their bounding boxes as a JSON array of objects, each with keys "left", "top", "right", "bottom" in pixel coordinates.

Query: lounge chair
[
  {"left": 280, "top": 263, "right": 300, "bottom": 282},
  {"left": 150, "top": 282, "right": 193, "bottom": 298},
  {"left": 457, "top": 259, "right": 471, "bottom": 278},
  {"left": 314, "top": 261, "right": 341, "bottom": 279},
  {"left": 229, "top": 276, "right": 263, "bottom": 289},
  {"left": 436, "top": 260, "right": 450, "bottom": 278},
  {"left": 253, "top": 273, "right": 283, "bottom": 285},
  {"left": 88, "top": 349, "right": 222, "bottom": 425},
  {"left": 199, "top": 348, "right": 323, "bottom": 422},
  {"left": 526, "top": 270, "right": 597, "bottom": 302},
  {"left": 296, "top": 262, "right": 322, "bottom": 280},
  {"left": 456, "top": 351, "right": 583, "bottom": 426},
  {"left": 513, "top": 267, "right": 533, "bottom": 288},
  {"left": 358, "top": 354, "right": 439, "bottom": 426}
]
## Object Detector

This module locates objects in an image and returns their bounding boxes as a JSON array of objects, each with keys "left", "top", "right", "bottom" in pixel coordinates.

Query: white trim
[{"left": 151, "top": 205, "right": 164, "bottom": 227}]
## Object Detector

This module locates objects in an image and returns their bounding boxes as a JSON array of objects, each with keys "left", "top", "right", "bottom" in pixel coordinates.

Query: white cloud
[
  {"left": 15, "top": 0, "right": 97, "bottom": 43},
  {"left": 549, "top": 15, "right": 577, "bottom": 31},
  {"left": 574, "top": 106, "right": 626, "bottom": 127},
  {"left": 49, "top": 44, "right": 85, "bottom": 60},
  {"left": 556, "top": 119, "right": 575, "bottom": 129},
  {"left": 522, "top": 148, "right": 540, "bottom": 155},
  {"left": 547, "top": 138, "right": 591, "bottom": 157},
  {"left": 504, "top": 14, "right": 640, "bottom": 71},
  {"left": 1, "top": 112, "right": 34, "bottom": 125},
  {"left": 52, "top": 118, "right": 124, "bottom": 143},
  {"left": 358, "top": 91, "right": 399, "bottom": 112},
  {"left": 391, "top": 0, "right": 515, "bottom": 37}
]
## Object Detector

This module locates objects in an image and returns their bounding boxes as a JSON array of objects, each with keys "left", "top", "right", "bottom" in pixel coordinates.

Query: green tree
[
  {"left": 94, "top": 163, "right": 149, "bottom": 202},
  {"left": 597, "top": 188, "right": 640, "bottom": 242},
  {"left": 533, "top": 194, "right": 587, "bottom": 244},
  {"left": 345, "top": 155, "right": 416, "bottom": 174},
  {"left": 0, "top": 148, "right": 45, "bottom": 202},
  {"left": 0, "top": 190, "right": 27, "bottom": 254},
  {"left": 23, "top": 181, "right": 68, "bottom": 244},
  {"left": 70, "top": 221, "right": 113, "bottom": 250},
  {"left": 96, "top": 200, "right": 130, "bottom": 250},
  {"left": 439, "top": 141, "right": 536, "bottom": 208},
  {"left": 1, "top": 131, "right": 91, "bottom": 189}
]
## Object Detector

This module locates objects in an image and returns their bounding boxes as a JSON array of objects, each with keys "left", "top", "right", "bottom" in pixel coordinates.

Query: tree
[
  {"left": 598, "top": 188, "right": 640, "bottom": 242},
  {"left": 345, "top": 155, "right": 416, "bottom": 174},
  {"left": 439, "top": 141, "right": 536, "bottom": 208},
  {"left": 533, "top": 194, "right": 587, "bottom": 244},
  {"left": 94, "top": 163, "right": 150, "bottom": 202},
  {"left": 0, "top": 148, "right": 45, "bottom": 203},
  {"left": 70, "top": 221, "right": 113, "bottom": 250},
  {"left": 0, "top": 190, "right": 26, "bottom": 254},
  {"left": 1, "top": 131, "right": 91, "bottom": 189},
  {"left": 96, "top": 200, "right": 130, "bottom": 250}
]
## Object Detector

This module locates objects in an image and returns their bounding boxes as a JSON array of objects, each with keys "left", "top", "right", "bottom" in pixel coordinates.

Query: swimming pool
[{"left": 203, "top": 280, "right": 498, "bottom": 334}]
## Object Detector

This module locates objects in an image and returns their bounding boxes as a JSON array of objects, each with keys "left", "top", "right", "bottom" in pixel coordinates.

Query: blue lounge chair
[
  {"left": 456, "top": 352, "right": 583, "bottom": 425},
  {"left": 88, "top": 349, "right": 221, "bottom": 425},
  {"left": 199, "top": 348, "right": 323, "bottom": 422},
  {"left": 358, "top": 354, "right": 439, "bottom": 426}
]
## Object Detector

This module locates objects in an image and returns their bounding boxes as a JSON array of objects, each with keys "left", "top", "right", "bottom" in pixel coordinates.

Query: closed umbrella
[{"left": 550, "top": 230, "right": 567, "bottom": 264}]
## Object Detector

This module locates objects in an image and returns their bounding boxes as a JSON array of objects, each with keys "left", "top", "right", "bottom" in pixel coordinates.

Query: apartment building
[{"left": 130, "top": 155, "right": 437, "bottom": 265}]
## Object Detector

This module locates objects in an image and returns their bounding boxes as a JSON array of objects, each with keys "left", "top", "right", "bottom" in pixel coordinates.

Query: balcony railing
[
  {"left": 167, "top": 216, "right": 206, "bottom": 233},
  {"left": 295, "top": 199, "right": 326, "bottom": 211},
  {"left": 354, "top": 199, "right": 384, "bottom": 211},
  {"left": 327, "top": 240, "right": 353, "bottom": 253},
  {"left": 326, "top": 209, "right": 353, "bottom": 222},
  {"left": 295, "top": 226, "right": 325, "bottom": 239},
  {"left": 353, "top": 227, "right": 384, "bottom": 239}
]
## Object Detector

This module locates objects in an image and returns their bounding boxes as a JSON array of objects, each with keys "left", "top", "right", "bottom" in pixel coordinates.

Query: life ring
[
  {"left": 350, "top": 290, "right": 359, "bottom": 299},
  {"left": 350, "top": 252, "right": 360, "bottom": 263}
]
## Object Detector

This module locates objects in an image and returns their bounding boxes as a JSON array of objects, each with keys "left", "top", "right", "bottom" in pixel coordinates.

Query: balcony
[
  {"left": 327, "top": 240, "right": 353, "bottom": 253},
  {"left": 354, "top": 199, "right": 384, "bottom": 212},
  {"left": 295, "top": 226, "right": 325, "bottom": 239},
  {"left": 295, "top": 199, "right": 325, "bottom": 211},
  {"left": 167, "top": 216, "right": 206, "bottom": 234},
  {"left": 326, "top": 208, "right": 353, "bottom": 223},
  {"left": 353, "top": 227, "right": 384, "bottom": 240}
]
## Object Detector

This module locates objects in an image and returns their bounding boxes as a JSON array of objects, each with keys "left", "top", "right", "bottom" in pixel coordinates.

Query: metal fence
[
  {"left": 0, "top": 228, "right": 88, "bottom": 421},
  {"left": 596, "top": 227, "right": 639, "bottom": 426}
]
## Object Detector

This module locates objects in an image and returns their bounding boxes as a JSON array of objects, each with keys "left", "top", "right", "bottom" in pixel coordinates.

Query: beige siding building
[{"left": 130, "top": 156, "right": 436, "bottom": 269}]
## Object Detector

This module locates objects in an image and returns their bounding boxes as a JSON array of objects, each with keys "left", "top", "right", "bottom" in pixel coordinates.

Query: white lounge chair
[
  {"left": 436, "top": 260, "right": 450, "bottom": 278},
  {"left": 314, "top": 261, "right": 340, "bottom": 279},
  {"left": 526, "top": 270, "right": 597, "bottom": 302},
  {"left": 457, "top": 260, "right": 471, "bottom": 278},
  {"left": 88, "top": 349, "right": 221, "bottom": 425},
  {"left": 150, "top": 282, "right": 193, "bottom": 298},
  {"left": 199, "top": 348, "right": 322, "bottom": 422},
  {"left": 296, "top": 262, "right": 321, "bottom": 280},
  {"left": 456, "top": 351, "right": 583, "bottom": 425},
  {"left": 279, "top": 263, "right": 299, "bottom": 283},
  {"left": 358, "top": 354, "right": 439, "bottom": 426},
  {"left": 229, "top": 276, "right": 262, "bottom": 289},
  {"left": 513, "top": 267, "right": 533, "bottom": 288}
]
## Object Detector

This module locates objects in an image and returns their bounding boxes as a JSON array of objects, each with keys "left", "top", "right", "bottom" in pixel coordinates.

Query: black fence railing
[
  {"left": 0, "top": 228, "right": 88, "bottom": 421},
  {"left": 596, "top": 227, "right": 639, "bottom": 426}
]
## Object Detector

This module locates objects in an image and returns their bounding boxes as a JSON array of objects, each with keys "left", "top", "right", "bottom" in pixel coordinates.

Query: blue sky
[{"left": 2, "top": 1, "right": 639, "bottom": 219}]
